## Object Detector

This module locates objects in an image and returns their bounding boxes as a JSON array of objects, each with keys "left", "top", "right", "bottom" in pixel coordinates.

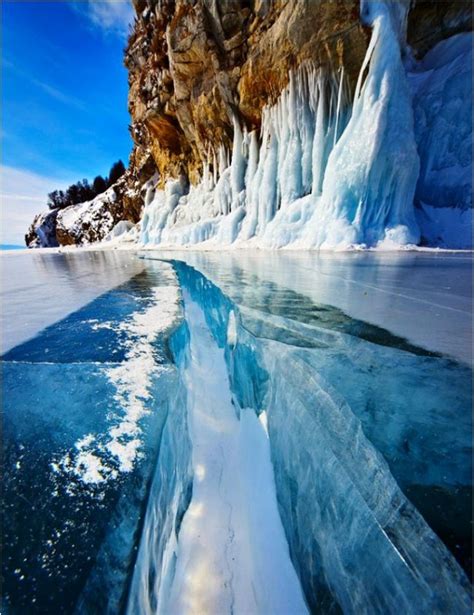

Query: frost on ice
[{"left": 53, "top": 263, "right": 181, "bottom": 490}]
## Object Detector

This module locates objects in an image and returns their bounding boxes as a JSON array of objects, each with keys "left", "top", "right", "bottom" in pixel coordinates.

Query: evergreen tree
[
  {"left": 45, "top": 159, "right": 125, "bottom": 209},
  {"left": 58, "top": 191, "right": 67, "bottom": 208},
  {"left": 47, "top": 190, "right": 62, "bottom": 210},
  {"left": 108, "top": 160, "right": 126, "bottom": 186},
  {"left": 66, "top": 183, "right": 81, "bottom": 205},
  {"left": 79, "top": 179, "right": 94, "bottom": 202},
  {"left": 92, "top": 175, "right": 108, "bottom": 195}
]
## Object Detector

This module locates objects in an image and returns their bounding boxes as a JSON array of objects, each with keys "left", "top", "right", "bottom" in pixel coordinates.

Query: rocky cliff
[
  {"left": 26, "top": 0, "right": 472, "bottom": 248},
  {"left": 125, "top": 0, "right": 471, "bottom": 187}
]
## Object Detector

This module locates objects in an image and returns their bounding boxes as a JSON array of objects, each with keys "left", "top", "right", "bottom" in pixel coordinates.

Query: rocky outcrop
[
  {"left": 25, "top": 209, "right": 60, "bottom": 248},
  {"left": 55, "top": 174, "right": 144, "bottom": 246},
  {"left": 25, "top": 170, "right": 146, "bottom": 247}
]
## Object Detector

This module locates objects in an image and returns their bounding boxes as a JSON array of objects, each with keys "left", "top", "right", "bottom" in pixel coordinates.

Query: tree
[
  {"left": 107, "top": 160, "right": 126, "bottom": 186},
  {"left": 79, "top": 179, "right": 94, "bottom": 202},
  {"left": 66, "top": 183, "right": 81, "bottom": 205},
  {"left": 44, "top": 159, "right": 126, "bottom": 210},
  {"left": 47, "top": 190, "right": 62, "bottom": 210},
  {"left": 92, "top": 175, "right": 108, "bottom": 196}
]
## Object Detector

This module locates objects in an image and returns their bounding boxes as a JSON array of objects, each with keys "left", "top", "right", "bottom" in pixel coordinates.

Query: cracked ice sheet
[{"left": 164, "top": 290, "right": 308, "bottom": 615}]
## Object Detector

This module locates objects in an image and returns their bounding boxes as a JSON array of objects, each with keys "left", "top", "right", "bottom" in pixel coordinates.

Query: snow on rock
[
  {"left": 25, "top": 209, "right": 60, "bottom": 248},
  {"left": 56, "top": 185, "right": 122, "bottom": 246},
  {"left": 26, "top": 165, "right": 152, "bottom": 247}
]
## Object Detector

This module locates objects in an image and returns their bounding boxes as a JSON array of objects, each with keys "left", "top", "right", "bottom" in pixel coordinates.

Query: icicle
[
  {"left": 311, "top": 74, "right": 327, "bottom": 196},
  {"left": 302, "top": 0, "right": 420, "bottom": 248},
  {"left": 245, "top": 130, "right": 259, "bottom": 194},
  {"left": 297, "top": 65, "right": 316, "bottom": 194},
  {"left": 212, "top": 150, "right": 218, "bottom": 186},
  {"left": 230, "top": 115, "right": 246, "bottom": 200},
  {"left": 333, "top": 66, "right": 345, "bottom": 147},
  {"left": 140, "top": 62, "right": 352, "bottom": 248},
  {"left": 218, "top": 145, "right": 228, "bottom": 177}
]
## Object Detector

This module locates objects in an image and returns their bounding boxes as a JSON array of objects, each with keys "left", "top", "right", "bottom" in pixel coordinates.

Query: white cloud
[
  {"left": 31, "top": 78, "right": 86, "bottom": 110},
  {"left": 3, "top": 58, "right": 86, "bottom": 110},
  {"left": 72, "top": 0, "right": 134, "bottom": 37},
  {"left": 0, "top": 166, "right": 74, "bottom": 246}
]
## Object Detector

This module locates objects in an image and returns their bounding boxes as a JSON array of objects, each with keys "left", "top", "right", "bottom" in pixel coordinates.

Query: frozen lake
[
  {"left": 2, "top": 250, "right": 471, "bottom": 363},
  {"left": 149, "top": 250, "right": 473, "bottom": 366},
  {"left": 2, "top": 249, "right": 472, "bottom": 613}
]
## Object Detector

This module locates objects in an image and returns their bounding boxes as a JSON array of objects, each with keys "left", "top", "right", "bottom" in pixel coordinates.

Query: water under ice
[{"left": 2, "top": 250, "right": 472, "bottom": 614}]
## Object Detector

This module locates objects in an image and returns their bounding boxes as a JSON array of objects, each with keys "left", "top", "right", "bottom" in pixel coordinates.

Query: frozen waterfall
[{"left": 139, "top": 0, "right": 471, "bottom": 249}]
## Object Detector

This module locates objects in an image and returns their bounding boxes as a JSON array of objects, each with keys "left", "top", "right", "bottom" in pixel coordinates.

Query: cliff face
[
  {"left": 25, "top": 0, "right": 472, "bottom": 248},
  {"left": 125, "top": 0, "right": 471, "bottom": 187},
  {"left": 125, "top": 0, "right": 367, "bottom": 185}
]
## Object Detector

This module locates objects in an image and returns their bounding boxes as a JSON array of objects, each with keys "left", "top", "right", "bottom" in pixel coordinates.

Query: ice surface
[
  {"left": 3, "top": 250, "right": 472, "bottom": 613},
  {"left": 0, "top": 250, "right": 145, "bottom": 353}
]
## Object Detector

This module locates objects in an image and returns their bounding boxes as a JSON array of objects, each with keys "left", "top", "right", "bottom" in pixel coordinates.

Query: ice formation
[
  {"left": 3, "top": 251, "right": 472, "bottom": 612},
  {"left": 138, "top": 0, "right": 470, "bottom": 250},
  {"left": 408, "top": 33, "right": 473, "bottom": 248},
  {"left": 125, "top": 259, "right": 471, "bottom": 614}
]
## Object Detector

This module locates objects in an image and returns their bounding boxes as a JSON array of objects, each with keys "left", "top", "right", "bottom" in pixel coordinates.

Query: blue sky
[{"left": 1, "top": 0, "right": 134, "bottom": 244}]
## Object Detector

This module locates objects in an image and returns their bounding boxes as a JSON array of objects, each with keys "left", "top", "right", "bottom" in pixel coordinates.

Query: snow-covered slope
[
  {"left": 25, "top": 209, "right": 60, "bottom": 248},
  {"left": 25, "top": 174, "right": 144, "bottom": 248},
  {"left": 54, "top": 187, "right": 117, "bottom": 245}
]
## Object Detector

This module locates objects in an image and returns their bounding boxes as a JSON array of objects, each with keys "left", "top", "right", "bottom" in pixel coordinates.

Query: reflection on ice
[
  {"left": 0, "top": 250, "right": 145, "bottom": 353},
  {"left": 151, "top": 250, "right": 472, "bottom": 365}
]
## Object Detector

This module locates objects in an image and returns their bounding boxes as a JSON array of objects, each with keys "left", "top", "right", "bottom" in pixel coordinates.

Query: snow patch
[{"left": 53, "top": 264, "right": 181, "bottom": 490}]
